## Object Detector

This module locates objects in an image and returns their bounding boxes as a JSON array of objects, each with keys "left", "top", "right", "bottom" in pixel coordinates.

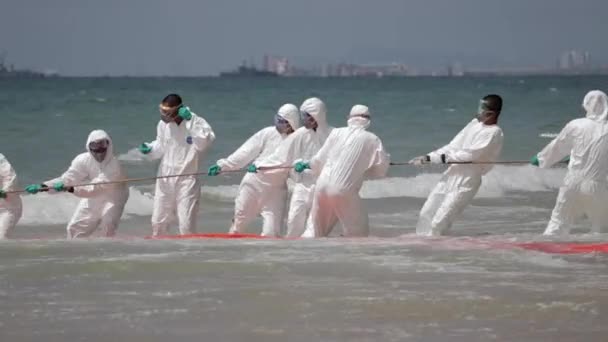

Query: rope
[
  {"left": 390, "top": 160, "right": 531, "bottom": 166},
  {"left": 6, "top": 161, "right": 544, "bottom": 195},
  {"left": 5, "top": 165, "right": 292, "bottom": 195}
]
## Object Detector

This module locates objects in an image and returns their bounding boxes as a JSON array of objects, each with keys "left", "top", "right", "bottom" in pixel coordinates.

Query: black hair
[
  {"left": 482, "top": 94, "right": 503, "bottom": 114},
  {"left": 162, "top": 94, "right": 183, "bottom": 107}
]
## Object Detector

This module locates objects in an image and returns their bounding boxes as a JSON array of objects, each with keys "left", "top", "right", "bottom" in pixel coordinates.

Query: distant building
[
  {"left": 321, "top": 62, "right": 409, "bottom": 77},
  {"left": 263, "top": 55, "right": 290, "bottom": 76},
  {"left": 559, "top": 50, "right": 591, "bottom": 70},
  {"left": 447, "top": 62, "right": 465, "bottom": 77}
]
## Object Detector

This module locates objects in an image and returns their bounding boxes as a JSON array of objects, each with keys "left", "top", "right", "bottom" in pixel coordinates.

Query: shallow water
[
  {"left": 1, "top": 234, "right": 607, "bottom": 341},
  {"left": 1, "top": 76, "right": 607, "bottom": 340}
]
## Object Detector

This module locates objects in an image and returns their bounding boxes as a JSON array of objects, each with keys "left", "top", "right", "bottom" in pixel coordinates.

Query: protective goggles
[
  {"left": 88, "top": 139, "right": 109, "bottom": 153},
  {"left": 348, "top": 113, "right": 371, "bottom": 120},
  {"left": 477, "top": 100, "right": 497, "bottom": 115},
  {"left": 300, "top": 110, "right": 311, "bottom": 119},
  {"left": 159, "top": 104, "right": 180, "bottom": 117},
  {"left": 301, "top": 111, "right": 317, "bottom": 125},
  {"left": 274, "top": 114, "right": 290, "bottom": 126}
]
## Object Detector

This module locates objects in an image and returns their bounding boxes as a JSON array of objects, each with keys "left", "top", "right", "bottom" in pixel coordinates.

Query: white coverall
[
  {"left": 305, "top": 105, "right": 390, "bottom": 237},
  {"left": 145, "top": 110, "right": 215, "bottom": 236},
  {"left": 416, "top": 119, "right": 504, "bottom": 236},
  {"left": 46, "top": 130, "right": 129, "bottom": 238},
  {"left": 262, "top": 98, "right": 334, "bottom": 237},
  {"left": 0, "top": 154, "right": 22, "bottom": 239},
  {"left": 537, "top": 90, "right": 608, "bottom": 235},
  {"left": 220, "top": 104, "right": 300, "bottom": 237}
]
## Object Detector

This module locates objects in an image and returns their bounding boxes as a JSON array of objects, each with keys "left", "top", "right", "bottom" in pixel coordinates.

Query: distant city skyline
[
  {"left": 1, "top": 0, "right": 607, "bottom": 76},
  {"left": 231, "top": 49, "right": 603, "bottom": 78}
]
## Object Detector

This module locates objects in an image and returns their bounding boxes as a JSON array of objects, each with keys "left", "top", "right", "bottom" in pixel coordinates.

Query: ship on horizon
[
  {"left": 219, "top": 60, "right": 278, "bottom": 78},
  {"left": 0, "top": 52, "right": 56, "bottom": 79}
]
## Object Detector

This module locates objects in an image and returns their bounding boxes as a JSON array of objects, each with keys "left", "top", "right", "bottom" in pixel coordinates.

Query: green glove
[
  {"left": 562, "top": 156, "right": 570, "bottom": 163},
  {"left": 530, "top": 155, "right": 540, "bottom": 167},
  {"left": 247, "top": 164, "right": 258, "bottom": 173},
  {"left": 208, "top": 164, "right": 222, "bottom": 176},
  {"left": 0, "top": 190, "right": 6, "bottom": 199},
  {"left": 53, "top": 181, "right": 68, "bottom": 192},
  {"left": 294, "top": 161, "right": 311, "bottom": 173},
  {"left": 178, "top": 107, "right": 192, "bottom": 121},
  {"left": 139, "top": 143, "right": 152, "bottom": 155},
  {"left": 25, "top": 184, "right": 46, "bottom": 194}
]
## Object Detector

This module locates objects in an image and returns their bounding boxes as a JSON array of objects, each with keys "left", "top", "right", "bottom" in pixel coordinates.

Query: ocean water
[{"left": 1, "top": 76, "right": 607, "bottom": 341}]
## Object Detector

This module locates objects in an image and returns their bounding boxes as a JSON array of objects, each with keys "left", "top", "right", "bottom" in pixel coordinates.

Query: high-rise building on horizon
[
  {"left": 559, "top": 50, "right": 591, "bottom": 70},
  {"left": 263, "top": 55, "right": 290, "bottom": 75}
]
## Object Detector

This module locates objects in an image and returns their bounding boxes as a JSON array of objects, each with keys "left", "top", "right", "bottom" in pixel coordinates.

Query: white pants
[
  {"left": 67, "top": 194, "right": 128, "bottom": 239},
  {"left": 308, "top": 187, "right": 369, "bottom": 238},
  {"left": 152, "top": 176, "right": 201, "bottom": 236},
  {"left": 544, "top": 186, "right": 608, "bottom": 235},
  {"left": 416, "top": 174, "right": 481, "bottom": 236},
  {"left": 0, "top": 200, "right": 22, "bottom": 239},
  {"left": 229, "top": 173, "right": 287, "bottom": 237},
  {"left": 285, "top": 183, "right": 315, "bottom": 238}
]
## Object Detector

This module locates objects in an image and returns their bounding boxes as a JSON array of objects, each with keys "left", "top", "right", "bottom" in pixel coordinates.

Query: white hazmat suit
[
  {"left": 220, "top": 104, "right": 300, "bottom": 237},
  {"left": 415, "top": 119, "right": 504, "bottom": 236},
  {"left": 0, "top": 154, "right": 22, "bottom": 239},
  {"left": 145, "top": 109, "right": 215, "bottom": 236},
  {"left": 537, "top": 90, "right": 608, "bottom": 235},
  {"left": 304, "top": 105, "right": 390, "bottom": 238},
  {"left": 262, "top": 98, "right": 334, "bottom": 237},
  {"left": 46, "top": 130, "right": 129, "bottom": 238}
]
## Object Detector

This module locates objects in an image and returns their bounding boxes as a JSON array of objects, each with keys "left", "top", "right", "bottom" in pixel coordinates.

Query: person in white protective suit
[
  {"left": 410, "top": 94, "right": 504, "bottom": 236},
  {"left": 207, "top": 104, "right": 300, "bottom": 237},
  {"left": 293, "top": 104, "right": 390, "bottom": 238},
  {"left": 0, "top": 154, "right": 22, "bottom": 239},
  {"left": 261, "top": 97, "right": 334, "bottom": 237},
  {"left": 531, "top": 90, "right": 608, "bottom": 235},
  {"left": 25, "top": 130, "right": 129, "bottom": 238},
  {"left": 138, "top": 94, "right": 215, "bottom": 236}
]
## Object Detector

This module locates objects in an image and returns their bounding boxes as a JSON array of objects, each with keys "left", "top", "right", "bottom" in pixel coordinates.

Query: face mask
[
  {"left": 91, "top": 152, "right": 107, "bottom": 163},
  {"left": 347, "top": 115, "right": 371, "bottom": 129},
  {"left": 476, "top": 99, "right": 498, "bottom": 124},
  {"left": 475, "top": 100, "right": 486, "bottom": 120},
  {"left": 88, "top": 139, "right": 109, "bottom": 162},
  {"left": 300, "top": 111, "right": 318, "bottom": 130},
  {"left": 275, "top": 114, "right": 293, "bottom": 135},
  {"left": 160, "top": 112, "right": 175, "bottom": 123},
  {"left": 159, "top": 104, "right": 178, "bottom": 123}
]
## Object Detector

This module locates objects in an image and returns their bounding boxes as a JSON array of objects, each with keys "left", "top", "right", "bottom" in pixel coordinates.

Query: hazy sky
[{"left": 1, "top": 0, "right": 607, "bottom": 76}]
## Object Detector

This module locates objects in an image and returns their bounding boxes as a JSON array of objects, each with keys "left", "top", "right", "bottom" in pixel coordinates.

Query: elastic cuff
[
  {"left": 216, "top": 159, "right": 228, "bottom": 169},
  {"left": 429, "top": 153, "right": 443, "bottom": 164}
]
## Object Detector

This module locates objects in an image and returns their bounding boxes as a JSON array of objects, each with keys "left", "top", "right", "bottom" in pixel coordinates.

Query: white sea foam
[{"left": 19, "top": 166, "right": 564, "bottom": 226}]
